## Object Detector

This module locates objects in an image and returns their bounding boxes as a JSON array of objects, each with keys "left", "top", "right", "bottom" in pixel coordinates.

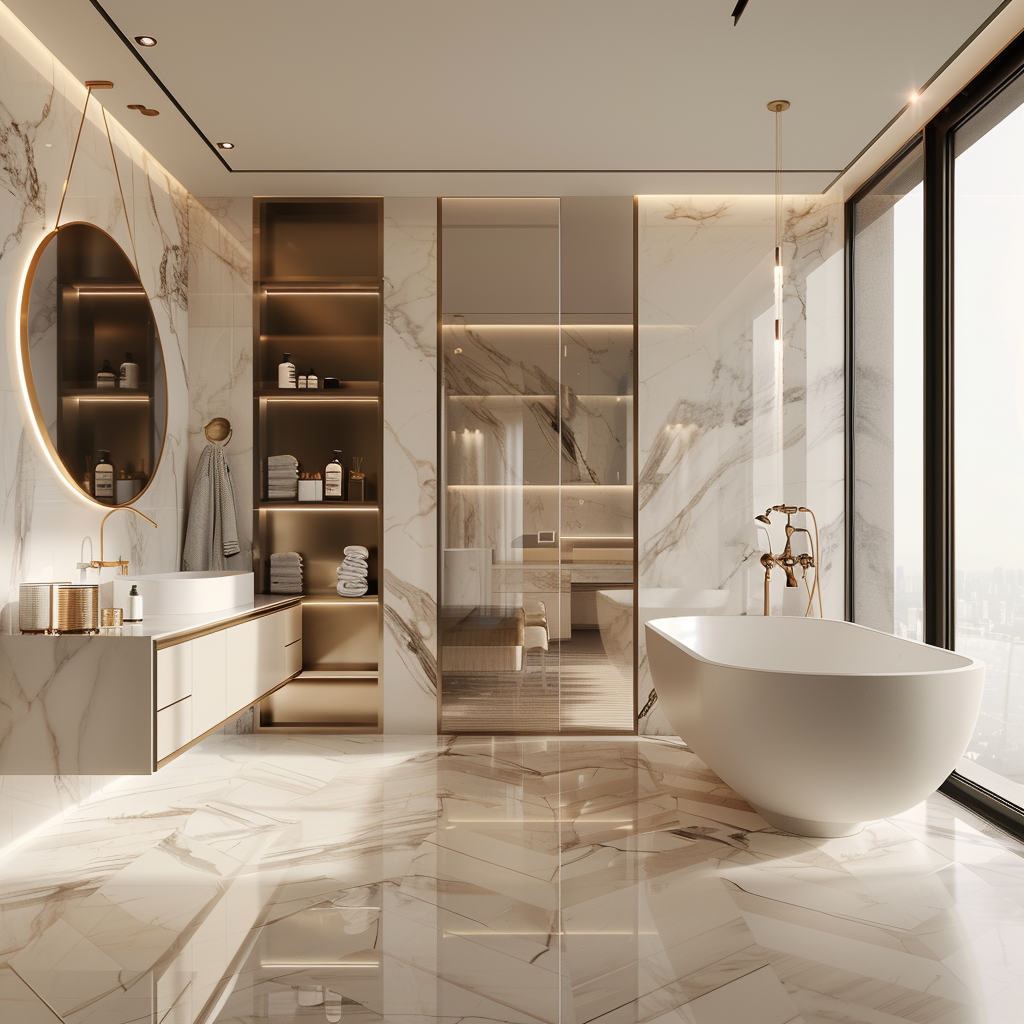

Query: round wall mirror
[{"left": 20, "top": 223, "right": 167, "bottom": 505}]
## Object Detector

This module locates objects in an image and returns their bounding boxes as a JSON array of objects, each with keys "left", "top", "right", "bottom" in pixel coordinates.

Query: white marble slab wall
[
  {"left": 382, "top": 198, "right": 438, "bottom": 733},
  {"left": 637, "top": 195, "right": 844, "bottom": 734},
  {"left": 0, "top": 9, "right": 243, "bottom": 845},
  {"left": 187, "top": 196, "right": 254, "bottom": 566}
]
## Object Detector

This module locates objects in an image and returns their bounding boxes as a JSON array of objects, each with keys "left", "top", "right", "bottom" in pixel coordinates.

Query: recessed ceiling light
[
  {"left": 134, "top": 35, "right": 157, "bottom": 47},
  {"left": 217, "top": 141, "right": 235, "bottom": 150}
]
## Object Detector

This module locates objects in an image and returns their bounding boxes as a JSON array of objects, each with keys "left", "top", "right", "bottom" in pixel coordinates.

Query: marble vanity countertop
[
  {"left": 493, "top": 561, "right": 634, "bottom": 584},
  {"left": 4, "top": 594, "right": 301, "bottom": 645}
]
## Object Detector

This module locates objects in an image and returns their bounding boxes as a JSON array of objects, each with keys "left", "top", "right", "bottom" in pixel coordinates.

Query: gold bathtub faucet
[{"left": 755, "top": 505, "right": 822, "bottom": 617}]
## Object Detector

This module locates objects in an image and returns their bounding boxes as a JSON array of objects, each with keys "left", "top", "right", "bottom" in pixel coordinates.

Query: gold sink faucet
[
  {"left": 78, "top": 507, "right": 158, "bottom": 575},
  {"left": 754, "top": 505, "right": 822, "bottom": 617}
]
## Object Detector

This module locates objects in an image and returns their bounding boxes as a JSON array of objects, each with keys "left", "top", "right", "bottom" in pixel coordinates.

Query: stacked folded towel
[
  {"left": 267, "top": 454, "right": 299, "bottom": 501},
  {"left": 336, "top": 544, "right": 369, "bottom": 597},
  {"left": 270, "top": 551, "right": 303, "bottom": 594}
]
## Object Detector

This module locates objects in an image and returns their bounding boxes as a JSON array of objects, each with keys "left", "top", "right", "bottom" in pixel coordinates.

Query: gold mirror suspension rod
[{"left": 53, "top": 80, "right": 141, "bottom": 281}]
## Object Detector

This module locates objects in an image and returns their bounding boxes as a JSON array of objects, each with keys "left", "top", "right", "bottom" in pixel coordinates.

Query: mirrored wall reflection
[{"left": 439, "top": 197, "right": 636, "bottom": 734}]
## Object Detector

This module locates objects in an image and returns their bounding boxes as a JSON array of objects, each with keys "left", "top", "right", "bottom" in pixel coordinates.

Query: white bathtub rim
[{"left": 646, "top": 615, "right": 980, "bottom": 680}]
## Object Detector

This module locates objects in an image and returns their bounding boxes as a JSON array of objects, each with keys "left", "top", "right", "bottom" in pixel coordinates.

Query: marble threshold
[{"left": 0, "top": 735, "right": 1022, "bottom": 1023}]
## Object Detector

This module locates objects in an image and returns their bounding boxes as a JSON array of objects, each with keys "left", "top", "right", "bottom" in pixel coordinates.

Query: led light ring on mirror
[{"left": 18, "top": 222, "right": 170, "bottom": 508}]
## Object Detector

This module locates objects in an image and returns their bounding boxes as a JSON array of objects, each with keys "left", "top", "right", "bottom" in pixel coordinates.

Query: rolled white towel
[
  {"left": 336, "top": 580, "right": 368, "bottom": 598},
  {"left": 344, "top": 545, "right": 369, "bottom": 559},
  {"left": 339, "top": 558, "right": 367, "bottom": 570},
  {"left": 338, "top": 572, "right": 367, "bottom": 585}
]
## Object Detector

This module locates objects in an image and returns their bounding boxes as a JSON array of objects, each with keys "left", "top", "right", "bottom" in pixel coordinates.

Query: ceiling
[{"left": 6, "top": 0, "right": 1008, "bottom": 197}]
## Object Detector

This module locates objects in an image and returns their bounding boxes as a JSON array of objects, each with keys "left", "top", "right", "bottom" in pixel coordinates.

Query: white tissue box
[{"left": 298, "top": 479, "right": 323, "bottom": 502}]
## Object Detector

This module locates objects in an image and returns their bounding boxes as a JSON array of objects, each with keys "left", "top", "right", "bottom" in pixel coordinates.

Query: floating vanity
[{"left": 0, "top": 595, "right": 301, "bottom": 775}]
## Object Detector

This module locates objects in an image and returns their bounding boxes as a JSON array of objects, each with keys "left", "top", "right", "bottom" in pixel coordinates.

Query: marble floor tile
[{"left": 0, "top": 735, "right": 1023, "bottom": 1023}]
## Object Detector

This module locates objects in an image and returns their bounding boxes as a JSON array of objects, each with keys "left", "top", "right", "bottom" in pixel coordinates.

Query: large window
[
  {"left": 849, "top": 146, "right": 924, "bottom": 638},
  {"left": 954, "top": 76, "right": 1024, "bottom": 787},
  {"left": 850, "top": 40, "right": 1024, "bottom": 829}
]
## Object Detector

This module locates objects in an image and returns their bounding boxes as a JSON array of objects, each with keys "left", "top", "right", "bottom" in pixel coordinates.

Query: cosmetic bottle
[
  {"left": 297, "top": 373, "right": 308, "bottom": 389},
  {"left": 348, "top": 456, "right": 366, "bottom": 502},
  {"left": 82, "top": 455, "right": 94, "bottom": 496},
  {"left": 125, "top": 584, "right": 143, "bottom": 622},
  {"left": 325, "top": 451, "right": 345, "bottom": 500},
  {"left": 97, "top": 359, "right": 116, "bottom": 388},
  {"left": 94, "top": 450, "right": 115, "bottom": 504},
  {"left": 307, "top": 368, "right": 318, "bottom": 390},
  {"left": 278, "top": 353, "right": 297, "bottom": 389},
  {"left": 119, "top": 352, "right": 139, "bottom": 389}
]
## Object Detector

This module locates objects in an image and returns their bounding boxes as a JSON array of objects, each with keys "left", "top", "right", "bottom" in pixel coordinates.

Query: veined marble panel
[
  {"left": 637, "top": 195, "right": 844, "bottom": 734},
  {"left": 0, "top": 635, "right": 153, "bottom": 775},
  {"left": 382, "top": 198, "right": 438, "bottom": 734},
  {"left": 0, "top": 7, "right": 257, "bottom": 845},
  {"left": 0, "top": 734, "right": 1021, "bottom": 1024},
  {"left": 187, "top": 196, "right": 254, "bottom": 567}
]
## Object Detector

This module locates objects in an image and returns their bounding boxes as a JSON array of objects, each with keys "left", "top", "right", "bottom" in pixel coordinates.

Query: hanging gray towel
[{"left": 183, "top": 443, "right": 240, "bottom": 570}]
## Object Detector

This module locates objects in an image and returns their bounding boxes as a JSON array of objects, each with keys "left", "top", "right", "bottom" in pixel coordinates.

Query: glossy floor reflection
[{"left": 1, "top": 737, "right": 1024, "bottom": 1023}]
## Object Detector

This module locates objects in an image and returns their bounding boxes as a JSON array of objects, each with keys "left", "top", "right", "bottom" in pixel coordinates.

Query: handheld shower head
[{"left": 755, "top": 514, "right": 771, "bottom": 525}]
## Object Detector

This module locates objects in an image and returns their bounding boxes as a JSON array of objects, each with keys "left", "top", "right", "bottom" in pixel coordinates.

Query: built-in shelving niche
[{"left": 253, "top": 198, "right": 384, "bottom": 732}]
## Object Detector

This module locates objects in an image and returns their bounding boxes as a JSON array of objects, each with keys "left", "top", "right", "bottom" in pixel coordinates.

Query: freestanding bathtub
[{"left": 646, "top": 615, "right": 984, "bottom": 837}]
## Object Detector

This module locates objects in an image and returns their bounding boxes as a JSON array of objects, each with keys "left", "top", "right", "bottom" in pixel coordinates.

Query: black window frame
[{"left": 847, "top": 31, "right": 1024, "bottom": 840}]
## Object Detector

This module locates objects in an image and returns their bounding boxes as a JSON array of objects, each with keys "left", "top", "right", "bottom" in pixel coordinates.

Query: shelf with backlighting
[
  {"left": 300, "top": 589, "right": 378, "bottom": 604},
  {"left": 60, "top": 388, "right": 152, "bottom": 400},
  {"left": 259, "top": 501, "right": 378, "bottom": 510},
  {"left": 260, "top": 334, "right": 378, "bottom": 344},
  {"left": 254, "top": 196, "right": 384, "bottom": 734},
  {"left": 262, "top": 277, "right": 380, "bottom": 291},
  {"left": 256, "top": 386, "right": 379, "bottom": 401}
]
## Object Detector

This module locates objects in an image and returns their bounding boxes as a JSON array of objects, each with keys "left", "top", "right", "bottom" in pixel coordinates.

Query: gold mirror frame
[{"left": 19, "top": 222, "right": 169, "bottom": 507}]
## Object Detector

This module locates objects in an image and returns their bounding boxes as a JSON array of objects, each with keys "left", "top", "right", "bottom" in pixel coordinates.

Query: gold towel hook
[{"left": 204, "top": 417, "right": 232, "bottom": 447}]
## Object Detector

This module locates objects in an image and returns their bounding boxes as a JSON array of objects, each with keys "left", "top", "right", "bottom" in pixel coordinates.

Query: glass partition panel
[
  {"left": 850, "top": 145, "right": 925, "bottom": 636},
  {"left": 439, "top": 197, "right": 636, "bottom": 733},
  {"left": 954, "top": 74, "right": 1024, "bottom": 786}
]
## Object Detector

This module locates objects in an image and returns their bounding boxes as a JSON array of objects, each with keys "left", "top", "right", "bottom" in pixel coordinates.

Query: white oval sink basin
[{"left": 112, "top": 571, "right": 254, "bottom": 616}]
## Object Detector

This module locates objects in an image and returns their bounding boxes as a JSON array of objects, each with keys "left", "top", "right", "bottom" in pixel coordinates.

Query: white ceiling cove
[{"left": 5, "top": 0, "right": 1008, "bottom": 196}]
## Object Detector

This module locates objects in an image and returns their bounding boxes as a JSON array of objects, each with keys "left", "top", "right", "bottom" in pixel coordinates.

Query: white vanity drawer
[
  {"left": 156, "top": 697, "right": 192, "bottom": 761},
  {"left": 285, "top": 637, "right": 302, "bottom": 678},
  {"left": 225, "top": 619, "right": 260, "bottom": 710},
  {"left": 191, "top": 631, "right": 227, "bottom": 737},
  {"left": 156, "top": 643, "right": 192, "bottom": 710},
  {"left": 283, "top": 603, "right": 302, "bottom": 645}
]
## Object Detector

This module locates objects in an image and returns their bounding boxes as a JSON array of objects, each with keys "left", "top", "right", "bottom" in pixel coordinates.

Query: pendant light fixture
[{"left": 768, "top": 99, "right": 789, "bottom": 346}]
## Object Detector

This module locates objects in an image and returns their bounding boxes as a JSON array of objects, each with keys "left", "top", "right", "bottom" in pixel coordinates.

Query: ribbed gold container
[
  {"left": 55, "top": 584, "right": 100, "bottom": 634},
  {"left": 19, "top": 583, "right": 55, "bottom": 633}
]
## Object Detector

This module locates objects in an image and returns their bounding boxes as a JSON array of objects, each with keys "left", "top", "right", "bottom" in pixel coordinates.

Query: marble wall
[
  {"left": 187, "top": 196, "right": 255, "bottom": 565},
  {"left": 637, "top": 195, "right": 845, "bottom": 734},
  {"left": 0, "top": 8, "right": 248, "bottom": 848},
  {"left": 382, "top": 198, "right": 438, "bottom": 733}
]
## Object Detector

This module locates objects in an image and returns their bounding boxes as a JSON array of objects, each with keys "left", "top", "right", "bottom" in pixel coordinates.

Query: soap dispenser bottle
[
  {"left": 94, "top": 450, "right": 115, "bottom": 504},
  {"left": 125, "top": 584, "right": 143, "bottom": 622},
  {"left": 119, "top": 352, "right": 139, "bottom": 389},
  {"left": 278, "top": 353, "right": 297, "bottom": 389},
  {"left": 325, "top": 450, "right": 345, "bottom": 500}
]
